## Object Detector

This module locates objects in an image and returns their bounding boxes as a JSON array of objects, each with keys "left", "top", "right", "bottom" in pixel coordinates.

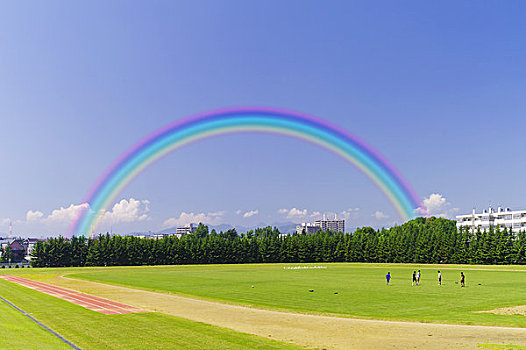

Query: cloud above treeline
[
  {"left": 242, "top": 209, "right": 259, "bottom": 218},
  {"left": 24, "top": 203, "right": 90, "bottom": 224},
  {"left": 100, "top": 199, "right": 150, "bottom": 224},
  {"left": 421, "top": 193, "right": 459, "bottom": 218},
  {"left": 277, "top": 207, "right": 360, "bottom": 222},
  {"left": 161, "top": 211, "right": 225, "bottom": 229},
  {"left": 373, "top": 211, "right": 389, "bottom": 220},
  {"left": 4, "top": 195, "right": 461, "bottom": 236},
  {"left": 3, "top": 199, "right": 151, "bottom": 235}
]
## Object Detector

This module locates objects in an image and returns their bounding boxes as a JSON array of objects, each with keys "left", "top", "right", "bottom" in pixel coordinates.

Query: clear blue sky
[{"left": 1, "top": 1, "right": 525, "bottom": 236}]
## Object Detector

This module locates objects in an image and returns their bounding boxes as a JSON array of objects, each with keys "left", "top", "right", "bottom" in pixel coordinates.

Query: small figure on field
[
  {"left": 460, "top": 272, "right": 465, "bottom": 287},
  {"left": 386, "top": 272, "right": 391, "bottom": 285},
  {"left": 416, "top": 270, "right": 421, "bottom": 285},
  {"left": 412, "top": 271, "right": 416, "bottom": 286},
  {"left": 438, "top": 270, "right": 442, "bottom": 286}
]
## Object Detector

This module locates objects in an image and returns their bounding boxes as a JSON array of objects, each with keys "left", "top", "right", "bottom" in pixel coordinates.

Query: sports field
[
  {"left": 67, "top": 263, "right": 526, "bottom": 326},
  {"left": 2, "top": 263, "right": 526, "bottom": 349},
  {"left": 0, "top": 271, "right": 302, "bottom": 350}
]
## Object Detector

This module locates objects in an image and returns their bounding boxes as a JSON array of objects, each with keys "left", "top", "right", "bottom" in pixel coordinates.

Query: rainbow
[{"left": 69, "top": 107, "right": 423, "bottom": 236}]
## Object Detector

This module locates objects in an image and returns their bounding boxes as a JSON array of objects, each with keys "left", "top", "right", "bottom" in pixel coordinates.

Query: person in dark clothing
[
  {"left": 460, "top": 272, "right": 465, "bottom": 287},
  {"left": 412, "top": 271, "right": 416, "bottom": 286}
]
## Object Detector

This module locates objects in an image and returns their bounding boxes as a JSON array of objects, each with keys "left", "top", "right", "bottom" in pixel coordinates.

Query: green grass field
[
  {"left": 59, "top": 263, "right": 526, "bottom": 327},
  {"left": 0, "top": 291, "right": 70, "bottom": 349},
  {"left": 0, "top": 277, "right": 303, "bottom": 350},
  {"left": 2, "top": 263, "right": 526, "bottom": 349}
]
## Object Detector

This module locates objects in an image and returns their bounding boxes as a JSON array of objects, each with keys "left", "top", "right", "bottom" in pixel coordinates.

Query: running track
[{"left": 0, "top": 275, "right": 149, "bottom": 315}]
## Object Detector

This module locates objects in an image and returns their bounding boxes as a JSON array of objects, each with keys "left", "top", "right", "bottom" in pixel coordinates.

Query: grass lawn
[
  {"left": 0, "top": 291, "right": 70, "bottom": 349},
  {"left": 0, "top": 278, "right": 304, "bottom": 350},
  {"left": 50, "top": 263, "right": 526, "bottom": 327}
]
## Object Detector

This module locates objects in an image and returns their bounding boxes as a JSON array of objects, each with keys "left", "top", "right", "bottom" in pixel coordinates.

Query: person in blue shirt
[{"left": 386, "top": 272, "right": 391, "bottom": 285}]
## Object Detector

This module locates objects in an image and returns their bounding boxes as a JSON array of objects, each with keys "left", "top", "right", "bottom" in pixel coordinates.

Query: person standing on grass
[
  {"left": 438, "top": 270, "right": 442, "bottom": 286},
  {"left": 412, "top": 271, "right": 416, "bottom": 286},
  {"left": 386, "top": 272, "right": 391, "bottom": 285},
  {"left": 460, "top": 272, "right": 465, "bottom": 287},
  {"left": 416, "top": 270, "right": 421, "bottom": 285}
]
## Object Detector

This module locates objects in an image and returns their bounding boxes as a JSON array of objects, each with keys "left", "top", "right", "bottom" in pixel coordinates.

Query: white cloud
[
  {"left": 161, "top": 217, "right": 179, "bottom": 229},
  {"left": 46, "top": 203, "right": 90, "bottom": 223},
  {"left": 373, "top": 211, "right": 389, "bottom": 220},
  {"left": 278, "top": 208, "right": 360, "bottom": 222},
  {"left": 424, "top": 193, "right": 447, "bottom": 214},
  {"left": 19, "top": 199, "right": 149, "bottom": 227},
  {"left": 26, "top": 210, "right": 44, "bottom": 222},
  {"left": 420, "top": 193, "right": 459, "bottom": 218},
  {"left": 208, "top": 210, "right": 226, "bottom": 217},
  {"left": 162, "top": 211, "right": 224, "bottom": 229},
  {"left": 290, "top": 208, "right": 308, "bottom": 217},
  {"left": 100, "top": 198, "right": 150, "bottom": 225},
  {"left": 23, "top": 203, "right": 90, "bottom": 225},
  {"left": 278, "top": 207, "right": 309, "bottom": 220},
  {"left": 340, "top": 208, "right": 360, "bottom": 221},
  {"left": 235, "top": 209, "right": 242, "bottom": 215},
  {"left": 7, "top": 198, "right": 154, "bottom": 236},
  {"left": 243, "top": 210, "right": 259, "bottom": 218},
  {"left": 1, "top": 218, "right": 10, "bottom": 226}
]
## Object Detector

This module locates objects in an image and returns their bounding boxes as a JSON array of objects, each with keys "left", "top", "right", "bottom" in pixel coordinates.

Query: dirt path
[
  {"left": 479, "top": 305, "right": 526, "bottom": 316},
  {"left": 42, "top": 275, "right": 526, "bottom": 350}
]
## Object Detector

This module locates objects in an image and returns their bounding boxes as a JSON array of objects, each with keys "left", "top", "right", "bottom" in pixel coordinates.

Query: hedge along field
[
  {"left": 28, "top": 219, "right": 526, "bottom": 268},
  {"left": 63, "top": 263, "right": 526, "bottom": 327},
  {"left": 0, "top": 278, "right": 304, "bottom": 350}
]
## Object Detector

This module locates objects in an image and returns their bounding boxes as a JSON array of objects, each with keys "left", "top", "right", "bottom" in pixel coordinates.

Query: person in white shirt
[{"left": 438, "top": 270, "right": 442, "bottom": 285}]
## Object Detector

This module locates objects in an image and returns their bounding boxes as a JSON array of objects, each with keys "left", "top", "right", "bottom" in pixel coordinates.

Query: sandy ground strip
[
  {"left": 478, "top": 305, "right": 526, "bottom": 316},
  {"left": 31, "top": 275, "right": 526, "bottom": 350},
  {"left": 0, "top": 275, "right": 149, "bottom": 315}
]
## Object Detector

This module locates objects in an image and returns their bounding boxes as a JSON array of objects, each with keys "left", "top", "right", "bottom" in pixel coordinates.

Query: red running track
[{"left": 0, "top": 275, "right": 149, "bottom": 315}]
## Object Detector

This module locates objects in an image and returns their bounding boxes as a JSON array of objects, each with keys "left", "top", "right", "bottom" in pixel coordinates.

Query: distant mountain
[
  {"left": 156, "top": 227, "right": 178, "bottom": 235},
  {"left": 209, "top": 224, "right": 237, "bottom": 233},
  {"left": 125, "top": 231, "right": 154, "bottom": 236},
  {"left": 270, "top": 222, "right": 298, "bottom": 234}
]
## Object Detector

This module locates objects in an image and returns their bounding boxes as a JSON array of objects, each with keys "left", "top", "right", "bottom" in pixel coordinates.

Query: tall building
[
  {"left": 456, "top": 206, "right": 526, "bottom": 233},
  {"left": 176, "top": 223, "right": 198, "bottom": 235},
  {"left": 296, "top": 222, "right": 320, "bottom": 235},
  {"left": 296, "top": 213, "right": 345, "bottom": 234}
]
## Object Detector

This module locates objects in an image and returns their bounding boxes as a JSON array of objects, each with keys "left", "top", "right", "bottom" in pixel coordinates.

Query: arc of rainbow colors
[{"left": 69, "top": 107, "right": 424, "bottom": 236}]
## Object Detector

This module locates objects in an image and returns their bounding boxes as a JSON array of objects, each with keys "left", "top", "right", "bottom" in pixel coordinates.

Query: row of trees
[{"left": 30, "top": 218, "right": 526, "bottom": 268}]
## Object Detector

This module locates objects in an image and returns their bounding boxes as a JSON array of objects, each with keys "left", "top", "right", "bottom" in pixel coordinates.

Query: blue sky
[{"left": 1, "top": 1, "right": 526, "bottom": 236}]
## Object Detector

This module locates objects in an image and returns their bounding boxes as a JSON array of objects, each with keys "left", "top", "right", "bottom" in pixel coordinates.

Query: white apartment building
[
  {"left": 296, "top": 214, "right": 345, "bottom": 234},
  {"left": 456, "top": 206, "right": 526, "bottom": 234},
  {"left": 176, "top": 223, "right": 198, "bottom": 236},
  {"left": 296, "top": 222, "right": 320, "bottom": 235}
]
